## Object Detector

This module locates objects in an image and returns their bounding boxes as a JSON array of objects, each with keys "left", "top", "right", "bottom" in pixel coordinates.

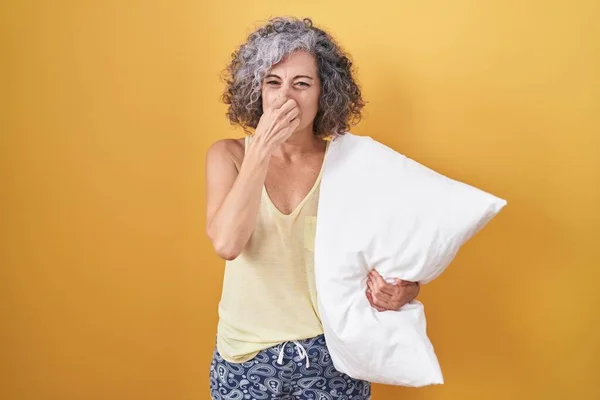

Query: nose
[{"left": 279, "top": 82, "right": 292, "bottom": 98}]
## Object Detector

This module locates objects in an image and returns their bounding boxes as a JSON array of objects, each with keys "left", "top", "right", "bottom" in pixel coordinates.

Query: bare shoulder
[{"left": 206, "top": 137, "right": 247, "bottom": 172}]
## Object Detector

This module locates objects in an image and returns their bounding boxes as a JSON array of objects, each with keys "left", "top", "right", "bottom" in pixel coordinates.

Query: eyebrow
[{"left": 265, "top": 74, "right": 314, "bottom": 80}]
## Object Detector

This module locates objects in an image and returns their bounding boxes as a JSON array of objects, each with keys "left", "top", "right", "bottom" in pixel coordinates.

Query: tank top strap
[{"left": 244, "top": 135, "right": 252, "bottom": 154}]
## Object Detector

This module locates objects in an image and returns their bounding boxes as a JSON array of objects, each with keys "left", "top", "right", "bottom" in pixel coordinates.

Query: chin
[{"left": 294, "top": 120, "right": 315, "bottom": 135}]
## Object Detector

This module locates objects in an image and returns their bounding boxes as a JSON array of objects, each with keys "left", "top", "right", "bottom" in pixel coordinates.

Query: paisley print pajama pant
[{"left": 209, "top": 334, "right": 371, "bottom": 399}]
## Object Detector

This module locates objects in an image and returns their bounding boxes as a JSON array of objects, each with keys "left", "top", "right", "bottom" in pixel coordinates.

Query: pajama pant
[{"left": 209, "top": 334, "right": 371, "bottom": 399}]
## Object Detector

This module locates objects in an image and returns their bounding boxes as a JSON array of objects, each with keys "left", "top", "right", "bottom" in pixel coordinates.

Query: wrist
[
  {"left": 247, "top": 135, "right": 276, "bottom": 161},
  {"left": 245, "top": 137, "right": 273, "bottom": 167}
]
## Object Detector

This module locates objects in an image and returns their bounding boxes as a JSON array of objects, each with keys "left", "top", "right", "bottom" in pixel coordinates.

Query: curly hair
[{"left": 221, "top": 16, "right": 365, "bottom": 138}]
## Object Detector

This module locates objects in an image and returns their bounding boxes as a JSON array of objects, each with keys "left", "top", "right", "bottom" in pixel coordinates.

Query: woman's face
[{"left": 261, "top": 50, "right": 321, "bottom": 133}]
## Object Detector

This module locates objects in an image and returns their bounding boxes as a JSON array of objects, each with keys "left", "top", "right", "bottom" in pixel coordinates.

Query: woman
[{"left": 205, "top": 16, "right": 420, "bottom": 399}]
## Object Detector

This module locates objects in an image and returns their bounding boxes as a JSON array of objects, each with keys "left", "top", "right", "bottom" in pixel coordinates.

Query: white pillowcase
[{"left": 314, "top": 133, "right": 507, "bottom": 386}]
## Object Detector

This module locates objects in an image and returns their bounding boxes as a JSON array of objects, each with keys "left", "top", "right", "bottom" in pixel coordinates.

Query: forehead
[{"left": 268, "top": 50, "right": 318, "bottom": 76}]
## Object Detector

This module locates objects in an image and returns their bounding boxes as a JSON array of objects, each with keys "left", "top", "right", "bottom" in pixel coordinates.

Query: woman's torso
[{"left": 216, "top": 135, "right": 329, "bottom": 363}]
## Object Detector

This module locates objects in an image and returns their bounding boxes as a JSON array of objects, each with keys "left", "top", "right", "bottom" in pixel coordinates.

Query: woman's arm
[
  {"left": 205, "top": 96, "right": 300, "bottom": 260},
  {"left": 205, "top": 139, "right": 271, "bottom": 260}
]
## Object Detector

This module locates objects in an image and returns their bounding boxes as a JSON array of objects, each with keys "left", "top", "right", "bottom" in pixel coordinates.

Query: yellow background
[{"left": 2, "top": 0, "right": 599, "bottom": 399}]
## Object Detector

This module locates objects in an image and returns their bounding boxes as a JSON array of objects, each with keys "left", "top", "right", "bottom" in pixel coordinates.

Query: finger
[
  {"left": 372, "top": 297, "right": 391, "bottom": 311},
  {"left": 366, "top": 279, "right": 375, "bottom": 293},
  {"left": 366, "top": 291, "right": 386, "bottom": 312},
  {"left": 284, "top": 103, "right": 300, "bottom": 121},
  {"left": 275, "top": 98, "right": 296, "bottom": 114},
  {"left": 286, "top": 113, "right": 301, "bottom": 133},
  {"left": 371, "top": 285, "right": 393, "bottom": 306},
  {"left": 367, "top": 278, "right": 390, "bottom": 299},
  {"left": 270, "top": 94, "right": 288, "bottom": 111},
  {"left": 274, "top": 105, "right": 300, "bottom": 130},
  {"left": 370, "top": 270, "right": 396, "bottom": 296},
  {"left": 371, "top": 291, "right": 393, "bottom": 310}
]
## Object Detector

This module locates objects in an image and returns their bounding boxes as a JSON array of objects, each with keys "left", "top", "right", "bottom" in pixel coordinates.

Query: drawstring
[{"left": 277, "top": 340, "right": 310, "bottom": 368}]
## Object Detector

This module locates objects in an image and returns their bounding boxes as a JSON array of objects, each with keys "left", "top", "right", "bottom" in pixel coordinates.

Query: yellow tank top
[{"left": 215, "top": 135, "right": 328, "bottom": 363}]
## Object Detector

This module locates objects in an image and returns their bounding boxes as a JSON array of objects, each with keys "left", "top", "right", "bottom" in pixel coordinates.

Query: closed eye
[{"left": 265, "top": 81, "right": 310, "bottom": 87}]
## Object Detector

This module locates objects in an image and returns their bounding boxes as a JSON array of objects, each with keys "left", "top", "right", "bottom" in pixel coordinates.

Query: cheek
[{"left": 299, "top": 92, "right": 320, "bottom": 116}]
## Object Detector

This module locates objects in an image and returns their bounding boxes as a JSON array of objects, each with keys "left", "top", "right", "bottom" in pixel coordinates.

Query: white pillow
[{"left": 314, "top": 133, "right": 507, "bottom": 386}]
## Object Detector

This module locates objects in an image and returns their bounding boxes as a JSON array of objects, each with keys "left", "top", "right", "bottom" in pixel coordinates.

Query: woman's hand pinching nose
[
  {"left": 254, "top": 94, "right": 300, "bottom": 149},
  {"left": 270, "top": 94, "right": 288, "bottom": 111}
]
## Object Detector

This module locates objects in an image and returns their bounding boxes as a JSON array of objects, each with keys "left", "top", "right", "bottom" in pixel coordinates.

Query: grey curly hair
[{"left": 221, "top": 16, "right": 365, "bottom": 137}]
